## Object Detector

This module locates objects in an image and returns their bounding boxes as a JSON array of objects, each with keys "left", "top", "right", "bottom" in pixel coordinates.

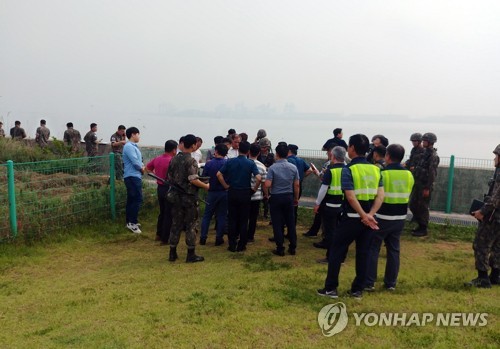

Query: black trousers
[
  {"left": 227, "top": 188, "right": 252, "bottom": 249},
  {"left": 322, "top": 206, "right": 343, "bottom": 259},
  {"left": 270, "top": 193, "right": 297, "bottom": 251},
  {"left": 248, "top": 200, "right": 261, "bottom": 240},
  {"left": 157, "top": 185, "right": 173, "bottom": 243},
  {"left": 366, "top": 219, "right": 404, "bottom": 288},
  {"left": 324, "top": 216, "right": 373, "bottom": 292}
]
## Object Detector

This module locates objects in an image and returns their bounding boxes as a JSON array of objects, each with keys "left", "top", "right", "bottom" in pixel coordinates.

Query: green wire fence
[{"left": 0, "top": 147, "right": 494, "bottom": 241}]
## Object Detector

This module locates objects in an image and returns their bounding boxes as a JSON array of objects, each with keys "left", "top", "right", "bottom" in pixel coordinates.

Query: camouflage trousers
[
  {"left": 473, "top": 218, "right": 500, "bottom": 271},
  {"left": 409, "top": 183, "right": 431, "bottom": 228},
  {"left": 168, "top": 195, "right": 199, "bottom": 249}
]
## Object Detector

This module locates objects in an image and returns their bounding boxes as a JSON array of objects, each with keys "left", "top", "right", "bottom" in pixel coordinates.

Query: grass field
[{"left": 0, "top": 208, "right": 498, "bottom": 348}]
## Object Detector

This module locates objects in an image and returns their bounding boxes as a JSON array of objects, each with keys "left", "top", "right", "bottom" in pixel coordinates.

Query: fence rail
[{"left": 0, "top": 149, "right": 493, "bottom": 241}]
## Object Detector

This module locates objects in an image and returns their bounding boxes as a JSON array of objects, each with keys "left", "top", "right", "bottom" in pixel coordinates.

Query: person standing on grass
[
  {"left": 287, "top": 144, "right": 313, "bottom": 226},
  {"left": 409, "top": 132, "right": 439, "bottom": 237},
  {"left": 248, "top": 143, "right": 268, "bottom": 243},
  {"left": 63, "top": 122, "right": 82, "bottom": 153},
  {"left": 35, "top": 119, "right": 50, "bottom": 148},
  {"left": 123, "top": 127, "right": 145, "bottom": 234},
  {"left": 317, "top": 134, "right": 384, "bottom": 299},
  {"left": 467, "top": 144, "right": 500, "bottom": 288},
  {"left": 265, "top": 142, "right": 300, "bottom": 256},
  {"left": 0, "top": 121, "right": 5, "bottom": 137},
  {"left": 167, "top": 134, "right": 209, "bottom": 263},
  {"left": 365, "top": 144, "right": 414, "bottom": 292},
  {"left": 145, "top": 140, "right": 178, "bottom": 244},
  {"left": 226, "top": 133, "right": 241, "bottom": 159},
  {"left": 313, "top": 146, "right": 346, "bottom": 264},
  {"left": 192, "top": 137, "right": 203, "bottom": 164},
  {"left": 200, "top": 143, "right": 228, "bottom": 246},
  {"left": 84, "top": 123, "right": 100, "bottom": 156},
  {"left": 10, "top": 120, "right": 26, "bottom": 140},
  {"left": 217, "top": 141, "right": 261, "bottom": 252},
  {"left": 110, "top": 125, "right": 127, "bottom": 180},
  {"left": 404, "top": 133, "right": 424, "bottom": 171}
]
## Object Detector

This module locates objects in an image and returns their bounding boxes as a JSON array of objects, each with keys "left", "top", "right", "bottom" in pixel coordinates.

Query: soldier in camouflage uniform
[
  {"left": 35, "top": 119, "right": 51, "bottom": 148},
  {"left": 110, "top": 125, "right": 127, "bottom": 180},
  {"left": 84, "top": 123, "right": 100, "bottom": 156},
  {"left": 167, "top": 134, "right": 209, "bottom": 263},
  {"left": 10, "top": 121, "right": 27, "bottom": 140},
  {"left": 63, "top": 122, "right": 82, "bottom": 153},
  {"left": 404, "top": 133, "right": 424, "bottom": 172},
  {"left": 466, "top": 144, "right": 500, "bottom": 288},
  {"left": 410, "top": 132, "right": 440, "bottom": 237}
]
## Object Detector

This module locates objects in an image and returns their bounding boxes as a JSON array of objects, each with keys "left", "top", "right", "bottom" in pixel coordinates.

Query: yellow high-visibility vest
[
  {"left": 382, "top": 169, "right": 414, "bottom": 204},
  {"left": 327, "top": 167, "right": 343, "bottom": 196},
  {"left": 349, "top": 164, "right": 381, "bottom": 201}
]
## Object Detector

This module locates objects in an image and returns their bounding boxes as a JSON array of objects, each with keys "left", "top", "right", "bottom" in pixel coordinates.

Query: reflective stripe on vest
[
  {"left": 326, "top": 203, "right": 342, "bottom": 208},
  {"left": 349, "top": 164, "right": 381, "bottom": 201},
  {"left": 382, "top": 170, "right": 414, "bottom": 204},
  {"left": 375, "top": 213, "right": 407, "bottom": 220},
  {"left": 327, "top": 167, "right": 344, "bottom": 196}
]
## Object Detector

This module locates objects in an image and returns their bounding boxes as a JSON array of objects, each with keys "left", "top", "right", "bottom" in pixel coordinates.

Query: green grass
[{"left": 0, "top": 208, "right": 498, "bottom": 348}]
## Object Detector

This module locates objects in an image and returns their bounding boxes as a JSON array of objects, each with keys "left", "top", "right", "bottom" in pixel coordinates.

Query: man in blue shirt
[
  {"left": 265, "top": 143, "right": 300, "bottom": 256},
  {"left": 317, "top": 134, "right": 384, "bottom": 299},
  {"left": 123, "top": 127, "right": 145, "bottom": 234},
  {"left": 200, "top": 143, "right": 229, "bottom": 246},
  {"left": 287, "top": 144, "right": 313, "bottom": 226},
  {"left": 217, "top": 141, "right": 261, "bottom": 252}
]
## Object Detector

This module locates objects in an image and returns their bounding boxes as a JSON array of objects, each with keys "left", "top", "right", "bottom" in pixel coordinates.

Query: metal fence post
[
  {"left": 445, "top": 155, "right": 455, "bottom": 213},
  {"left": 7, "top": 160, "right": 18, "bottom": 237},
  {"left": 109, "top": 152, "right": 116, "bottom": 220}
]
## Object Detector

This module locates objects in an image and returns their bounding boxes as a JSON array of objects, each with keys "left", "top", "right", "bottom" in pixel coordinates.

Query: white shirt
[{"left": 227, "top": 148, "right": 239, "bottom": 159}]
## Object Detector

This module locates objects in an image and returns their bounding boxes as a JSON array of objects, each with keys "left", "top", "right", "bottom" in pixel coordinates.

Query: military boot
[
  {"left": 186, "top": 248, "right": 204, "bottom": 263},
  {"left": 411, "top": 226, "right": 428, "bottom": 237},
  {"left": 168, "top": 247, "right": 178, "bottom": 262},
  {"left": 465, "top": 277, "right": 492, "bottom": 288},
  {"left": 490, "top": 269, "right": 500, "bottom": 285}
]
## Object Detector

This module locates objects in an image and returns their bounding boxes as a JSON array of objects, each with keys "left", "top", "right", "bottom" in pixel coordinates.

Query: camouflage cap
[
  {"left": 494, "top": 144, "right": 500, "bottom": 155},
  {"left": 422, "top": 132, "right": 437, "bottom": 143},
  {"left": 258, "top": 137, "right": 271, "bottom": 148},
  {"left": 410, "top": 133, "right": 422, "bottom": 141}
]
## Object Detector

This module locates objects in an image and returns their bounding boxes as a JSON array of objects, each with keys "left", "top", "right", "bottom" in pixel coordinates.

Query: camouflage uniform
[
  {"left": 35, "top": 125, "right": 51, "bottom": 148},
  {"left": 10, "top": 126, "right": 26, "bottom": 140},
  {"left": 405, "top": 146, "right": 425, "bottom": 172},
  {"left": 409, "top": 147, "right": 439, "bottom": 229},
  {"left": 110, "top": 132, "right": 126, "bottom": 180},
  {"left": 63, "top": 127, "right": 82, "bottom": 152},
  {"left": 84, "top": 130, "right": 98, "bottom": 156},
  {"left": 167, "top": 152, "right": 200, "bottom": 249},
  {"left": 473, "top": 167, "right": 500, "bottom": 272}
]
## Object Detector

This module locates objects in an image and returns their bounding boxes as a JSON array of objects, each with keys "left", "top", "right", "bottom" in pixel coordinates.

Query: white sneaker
[{"left": 126, "top": 222, "right": 142, "bottom": 234}]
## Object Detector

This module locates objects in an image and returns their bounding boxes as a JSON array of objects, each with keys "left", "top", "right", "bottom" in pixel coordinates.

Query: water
[{"left": 3, "top": 111, "right": 498, "bottom": 160}]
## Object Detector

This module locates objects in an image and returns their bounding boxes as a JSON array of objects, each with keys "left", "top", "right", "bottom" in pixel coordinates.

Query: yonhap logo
[
  {"left": 317, "top": 302, "right": 348, "bottom": 336},
  {"left": 317, "top": 303, "right": 488, "bottom": 337}
]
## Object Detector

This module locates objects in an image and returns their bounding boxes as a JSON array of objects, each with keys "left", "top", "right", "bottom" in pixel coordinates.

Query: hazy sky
[{"left": 1, "top": 1, "right": 500, "bottom": 122}]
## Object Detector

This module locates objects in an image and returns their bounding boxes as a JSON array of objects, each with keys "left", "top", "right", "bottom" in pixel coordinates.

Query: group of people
[
  {"left": 5, "top": 119, "right": 496, "bottom": 293},
  {"left": 1, "top": 119, "right": 130, "bottom": 179},
  {"left": 138, "top": 126, "right": 498, "bottom": 295},
  {"left": 141, "top": 129, "right": 310, "bottom": 262}
]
